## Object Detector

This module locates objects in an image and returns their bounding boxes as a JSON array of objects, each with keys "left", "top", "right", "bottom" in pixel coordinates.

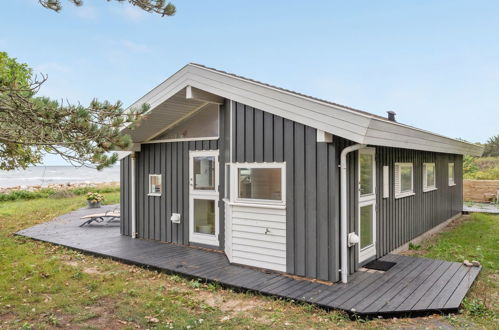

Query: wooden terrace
[{"left": 16, "top": 205, "right": 480, "bottom": 317}]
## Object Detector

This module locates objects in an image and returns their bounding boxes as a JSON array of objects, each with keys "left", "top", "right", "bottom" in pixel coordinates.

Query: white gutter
[
  {"left": 131, "top": 152, "right": 137, "bottom": 238},
  {"left": 340, "top": 144, "right": 366, "bottom": 283}
]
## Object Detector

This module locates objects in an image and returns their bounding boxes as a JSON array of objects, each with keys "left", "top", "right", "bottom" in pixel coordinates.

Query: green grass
[
  {"left": 0, "top": 193, "right": 353, "bottom": 329},
  {"left": 0, "top": 195, "right": 497, "bottom": 329}
]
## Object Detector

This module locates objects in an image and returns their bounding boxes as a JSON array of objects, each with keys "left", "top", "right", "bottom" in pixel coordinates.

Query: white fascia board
[
  {"left": 126, "top": 66, "right": 191, "bottom": 113},
  {"left": 116, "top": 151, "right": 132, "bottom": 160},
  {"left": 122, "top": 63, "right": 483, "bottom": 156},
  {"left": 365, "top": 118, "right": 484, "bottom": 156}
]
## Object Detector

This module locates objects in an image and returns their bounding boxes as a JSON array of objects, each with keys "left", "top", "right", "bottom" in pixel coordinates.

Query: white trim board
[{"left": 122, "top": 64, "right": 484, "bottom": 156}]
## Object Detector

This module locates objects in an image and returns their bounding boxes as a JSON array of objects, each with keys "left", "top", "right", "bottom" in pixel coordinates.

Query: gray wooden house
[{"left": 119, "top": 64, "right": 483, "bottom": 283}]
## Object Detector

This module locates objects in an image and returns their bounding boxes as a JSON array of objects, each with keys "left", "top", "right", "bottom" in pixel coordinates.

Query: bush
[
  {"left": 0, "top": 186, "right": 119, "bottom": 202},
  {"left": 464, "top": 156, "right": 499, "bottom": 180}
]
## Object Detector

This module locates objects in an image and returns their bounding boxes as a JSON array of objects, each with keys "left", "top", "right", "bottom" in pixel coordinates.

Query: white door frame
[
  {"left": 358, "top": 147, "right": 376, "bottom": 263},
  {"left": 189, "top": 150, "right": 220, "bottom": 246}
]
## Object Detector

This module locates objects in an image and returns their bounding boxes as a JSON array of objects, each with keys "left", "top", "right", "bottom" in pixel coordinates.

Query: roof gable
[{"left": 123, "top": 63, "right": 483, "bottom": 156}]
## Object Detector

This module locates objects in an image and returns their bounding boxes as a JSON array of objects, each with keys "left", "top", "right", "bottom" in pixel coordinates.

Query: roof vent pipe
[{"left": 387, "top": 111, "right": 397, "bottom": 122}]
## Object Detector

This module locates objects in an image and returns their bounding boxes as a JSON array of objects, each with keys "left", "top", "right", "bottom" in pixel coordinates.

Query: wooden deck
[{"left": 17, "top": 205, "right": 481, "bottom": 317}]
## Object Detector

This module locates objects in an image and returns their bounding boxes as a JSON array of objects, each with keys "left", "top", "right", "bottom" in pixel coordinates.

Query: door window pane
[
  {"left": 360, "top": 204, "right": 374, "bottom": 249},
  {"left": 193, "top": 156, "right": 215, "bottom": 190},
  {"left": 238, "top": 168, "right": 282, "bottom": 201},
  {"left": 360, "top": 153, "right": 374, "bottom": 195},
  {"left": 193, "top": 199, "right": 215, "bottom": 235}
]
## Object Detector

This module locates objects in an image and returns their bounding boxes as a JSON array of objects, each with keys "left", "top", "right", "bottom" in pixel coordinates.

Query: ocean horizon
[{"left": 0, "top": 165, "right": 120, "bottom": 188}]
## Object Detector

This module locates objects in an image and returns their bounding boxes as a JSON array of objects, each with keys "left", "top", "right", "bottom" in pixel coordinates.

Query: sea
[{"left": 0, "top": 165, "right": 120, "bottom": 188}]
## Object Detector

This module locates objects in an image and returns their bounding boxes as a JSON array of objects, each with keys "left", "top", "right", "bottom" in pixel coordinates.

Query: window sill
[
  {"left": 225, "top": 200, "right": 286, "bottom": 210},
  {"left": 148, "top": 193, "right": 162, "bottom": 197},
  {"left": 448, "top": 183, "right": 456, "bottom": 187},
  {"left": 423, "top": 187, "right": 437, "bottom": 193},
  {"left": 395, "top": 192, "right": 415, "bottom": 199}
]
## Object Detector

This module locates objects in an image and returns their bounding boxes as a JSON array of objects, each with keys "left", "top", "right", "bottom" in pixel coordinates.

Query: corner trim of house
[{"left": 391, "top": 212, "right": 462, "bottom": 254}]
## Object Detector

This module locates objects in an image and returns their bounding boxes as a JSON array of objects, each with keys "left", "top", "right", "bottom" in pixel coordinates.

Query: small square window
[
  {"left": 448, "top": 163, "right": 455, "bottom": 186},
  {"left": 149, "top": 174, "right": 162, "bottom": 196},
  {"left": 395, "top": 163, "right": 414, "bottom": 198},
  {"left": 423, "top": 163, "right": 436, "bottom": 192}
]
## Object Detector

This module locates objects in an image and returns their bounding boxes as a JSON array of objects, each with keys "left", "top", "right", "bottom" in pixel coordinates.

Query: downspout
[
  {"left": 340, "top": 144, "right": 366, "bottom": 283},
  {"left": 130, "top": 152, "right": 137, "bottom": 238}
]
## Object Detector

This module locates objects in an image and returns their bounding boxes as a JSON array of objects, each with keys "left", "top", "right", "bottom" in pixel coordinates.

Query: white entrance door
[
  {"left": 189, "top": 150, "right": 219, "bottom": 246},
  {"left": 358, "top": 148, "right": 376, "bottom": 263}
]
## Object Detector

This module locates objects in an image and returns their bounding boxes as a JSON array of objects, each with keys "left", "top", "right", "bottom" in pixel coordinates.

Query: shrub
[
  {"left": 464, "top": 156, "right": 499, "bottom": 180},
  {"left": 86, "top": 192, "right": 105, "bottom": 203}
]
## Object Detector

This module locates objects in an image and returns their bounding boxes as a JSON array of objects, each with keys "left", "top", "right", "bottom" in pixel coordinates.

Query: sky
[{"left": 1, "top": 0, "right": 498, "bottom": 165}]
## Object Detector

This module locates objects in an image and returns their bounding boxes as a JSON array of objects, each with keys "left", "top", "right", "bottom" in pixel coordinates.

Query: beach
[{"left": 0, "top": 165, "right": 120, "bottom": 189}]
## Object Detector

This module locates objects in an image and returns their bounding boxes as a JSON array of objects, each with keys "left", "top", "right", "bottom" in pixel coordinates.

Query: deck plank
[
  {"left": 342, "top": 257, "right": 428, "bottom": 312},
  {"left": 411, "top": 263, "right": 461, "bottom": 311},
  {"left": 377, "top": 259, "right": 445, "bottom": 313},
  {"left": 444, "top": 267, "right": 481, "bottom": 309}
]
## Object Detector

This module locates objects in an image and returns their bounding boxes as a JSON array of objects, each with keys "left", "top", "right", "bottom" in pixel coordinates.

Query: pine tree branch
[{"left": 38, "top": 0, "right": 176, "bottom": 16}]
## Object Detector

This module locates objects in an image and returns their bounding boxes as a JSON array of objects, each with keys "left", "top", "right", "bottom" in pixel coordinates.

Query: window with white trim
[
  {"left": 423, "top": 163, "right": 436, "bottom": 192},
  {"left": 394, "top": 163, "right": 414, "bottom": 198},
  {"left": 232, "top": 163, "right": 286, "bottom": 205},
  {"left": 149, "top": 174, "right": 162, "bottom": 196},
  {"left": 448, "top": 163, "right": 455, "bottom": 186}
]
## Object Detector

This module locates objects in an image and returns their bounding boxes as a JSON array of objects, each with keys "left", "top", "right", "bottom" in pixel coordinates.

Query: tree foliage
[
  {"left": 39, "top": 0, "right": 176, "bottom": 17},
  {"left": 483, "top": 134, "right": 499, "bottom": 157},
  {"left": 0, "top": 52, "right": 147, "bottom": 170}
]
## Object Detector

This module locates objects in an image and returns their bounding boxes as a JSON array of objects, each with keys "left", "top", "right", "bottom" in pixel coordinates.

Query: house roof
[{"left": 122, "top": 63, "right": 483, "bottom": 156}]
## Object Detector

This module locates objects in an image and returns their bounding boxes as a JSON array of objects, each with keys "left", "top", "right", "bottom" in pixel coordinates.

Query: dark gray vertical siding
[
  {"left": 120, "top": 156, "right": 132, "bottom": 236},
  {"left": 374, "top": 148, "right": 463, "bottom": 258},
  {"left": 120, "top": 98, "right": 464, "bottom": 283},
  {"left": 135, "top": 140, "right": 219, "bottom": 244},
  {"left": 231, "top": 101, "right": 340, "bottom": 282},
  {"left": 120, "top": 103, "right": 227, "bottom": 247}
]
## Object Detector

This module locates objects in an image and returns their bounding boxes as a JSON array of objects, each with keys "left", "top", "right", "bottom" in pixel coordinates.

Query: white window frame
[
  {"left": 189, "top": 150, "right": 220, "bottom": 246},
  {"left": 148, "top": 174, "right": 162, "bottom": 196},
  {"left": 448, "top": 162, "right": 455, "bottom": 186},
  {"left": 230, "top": 162, "right": 286, "bottom": 207},
  {"left": 358, "top": 200, "right": 376, "bottom": 263},
  {"left": 394, "top": 162, "right": 415, "bottom": 199},
  {"left": 423, "top": 162, "right": 437, "bottom": 192},
  {"left": 358, "top": 148, "right": 377, "bottom": 263}
]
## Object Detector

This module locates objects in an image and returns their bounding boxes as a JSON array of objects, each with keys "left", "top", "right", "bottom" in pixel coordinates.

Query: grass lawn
[{"left": 0, "top": 193, "right": 497, "bottom": 329}]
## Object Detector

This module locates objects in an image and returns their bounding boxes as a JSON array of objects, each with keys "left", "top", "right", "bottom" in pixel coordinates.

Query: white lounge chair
[{"left": 80, "top": 209, "right": 120, "bottom": 227}]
